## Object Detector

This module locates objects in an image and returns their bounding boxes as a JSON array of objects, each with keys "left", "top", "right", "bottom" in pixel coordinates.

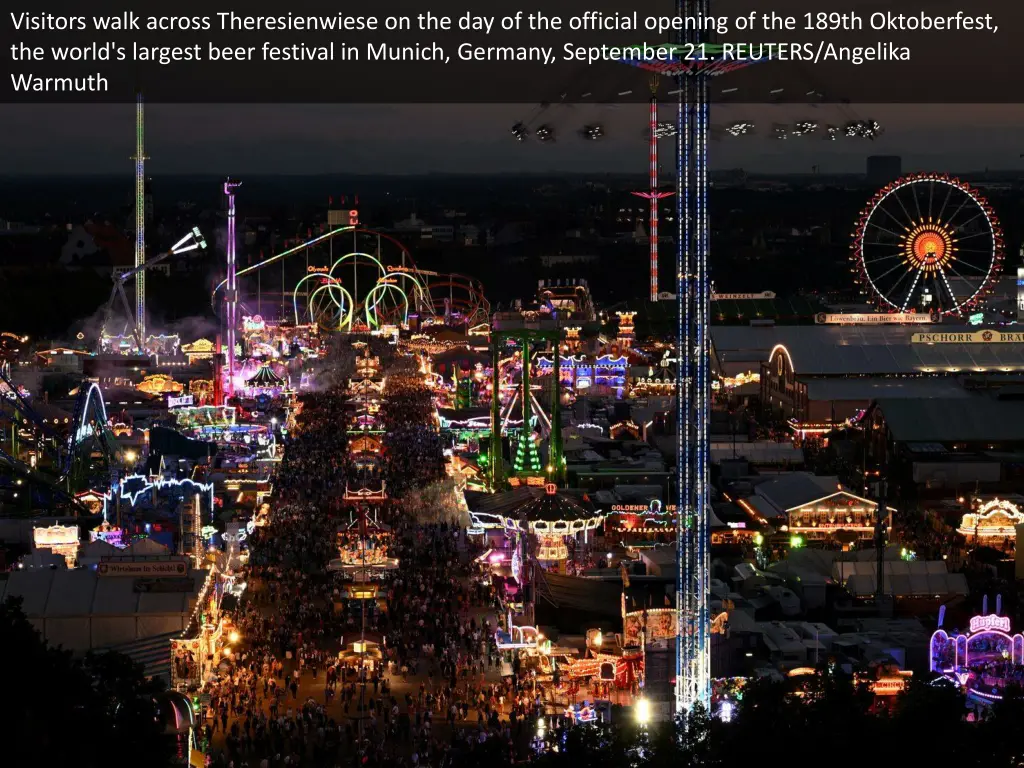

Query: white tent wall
[
  {"left": 90, "top": 617, "right": 139, "bottom": 648},
  {"left": 44, "top": 617, "right": 92, "bottom": 652},
  {"left": 1, "top": 565, "right": 207, "bottom": 654}
]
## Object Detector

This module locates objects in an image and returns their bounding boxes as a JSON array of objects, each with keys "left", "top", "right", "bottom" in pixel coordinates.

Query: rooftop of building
[
  {"left": 874, "top": 392, "right": 1024, "bottom": 443},
  {"left": 712, "top": 324, "right": 1024, "bottom": 376}
]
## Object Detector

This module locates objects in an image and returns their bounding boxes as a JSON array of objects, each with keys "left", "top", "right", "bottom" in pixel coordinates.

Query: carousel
[
  {"left": 244, "top": 363, "right": 287, "bottom": 394},
  {"left": 331, "top": 512, "right": 398, "bottom": 574},
  {"left": 931, "top": 597, "right": 1024, "bottom": 702},
  {"left": 501, "top": 483, "right": 604, "bottom": 573}
]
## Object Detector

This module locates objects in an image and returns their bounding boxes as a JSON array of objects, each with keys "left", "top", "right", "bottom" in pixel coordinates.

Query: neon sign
[
  {"left": 970, "top": 614, "right": 1012, "bottom": 633},
  {"left": 103, "top": 473, "right": 215, "bottom": 520},
  {"left": 167, "top": 394, "right": 194, "bottom": 408},
  {"left": 242, "top": 315, "right": 266, "bottom": 332}
]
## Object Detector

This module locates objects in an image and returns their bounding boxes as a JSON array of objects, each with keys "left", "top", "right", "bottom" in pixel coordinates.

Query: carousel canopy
[
  {"left": 246, "top": 363, "right": 285, "bottom": 388},
  {"left": 509, "top": 486, "right": 604, "bottom": 534}
]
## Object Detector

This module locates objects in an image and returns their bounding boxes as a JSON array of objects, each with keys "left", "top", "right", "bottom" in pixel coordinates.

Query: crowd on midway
[{"left": 202, "top": 344, "right": 538, "bottom": 768}]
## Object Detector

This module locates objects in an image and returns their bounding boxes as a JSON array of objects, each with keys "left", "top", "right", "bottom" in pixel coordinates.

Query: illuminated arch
[
  {"left": 294, "top": 273, "right": 355, "bottom": 328},
  {"left": 308, "top": 283, "right": 355, "bottom": 331},
  {"left": 769, "top": 344, "right": 795, "bottom": 376},
  {"left": 63, "top": 382, "right": 116, "bottom": 478},
  {"left": 364, "top": 282, "right": 410, "bottom": 328},
  {"left": 71, "top": 382, "right": 109, "bottom": 449}
]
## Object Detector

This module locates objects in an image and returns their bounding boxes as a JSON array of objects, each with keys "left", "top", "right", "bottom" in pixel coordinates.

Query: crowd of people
[
  {"left": 201, "top": 344, "right": 536, "bottom": 768},
  {"left": 381, "top": 372, "right": 446, "bottom": 497}
]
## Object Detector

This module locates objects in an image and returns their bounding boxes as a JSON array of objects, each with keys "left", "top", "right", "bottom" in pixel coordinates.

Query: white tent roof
[
  {"left": 834, "top": 560, "right": 968, "bottom": 597},
  {"left": 1, "top": 566, "right": 208, "bottom": 617},
  {"left": 126, "top": 538, "right": 170, "bottom": 556}
]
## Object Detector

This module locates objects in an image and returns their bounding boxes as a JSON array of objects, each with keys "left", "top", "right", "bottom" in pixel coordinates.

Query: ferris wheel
[{"left": 852, "top": 173, "right": 1004, "bottom": 316}]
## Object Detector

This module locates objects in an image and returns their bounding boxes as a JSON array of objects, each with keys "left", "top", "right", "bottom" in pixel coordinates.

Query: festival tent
[{"left": 1, "top": 565, "right": 209, "bottom": 652}]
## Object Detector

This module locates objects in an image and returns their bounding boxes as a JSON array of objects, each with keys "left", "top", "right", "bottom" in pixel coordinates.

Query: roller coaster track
[
  {"left": 211, "top": 226, "right": 491, "bottom": 327},
  {"left": 0, "top": 370, "right": 119, "bottom": 510}
]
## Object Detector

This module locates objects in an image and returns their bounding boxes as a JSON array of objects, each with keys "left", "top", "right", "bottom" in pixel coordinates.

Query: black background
[{"left": 2, "top": 0, "right": 1020, "bottom": 103}]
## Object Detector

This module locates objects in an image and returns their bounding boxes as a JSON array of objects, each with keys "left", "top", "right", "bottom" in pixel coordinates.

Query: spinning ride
[
  {"left": 931, "top": 599, "right": 1024, "bottom": 702},
  {"left": 852, "top": 173, "right": 1004, "bottom": 316}
]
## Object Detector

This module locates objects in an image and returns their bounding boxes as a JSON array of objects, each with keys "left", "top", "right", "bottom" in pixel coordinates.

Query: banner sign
[
  {"left": 97, "top": 560, "right": 188, "bottom": 578},
  {"left": 911, "top": 330, "right": 1024, "bottom": 344},
  {"left": 816, "top": 312, "right": 935, "bottom": 325}
]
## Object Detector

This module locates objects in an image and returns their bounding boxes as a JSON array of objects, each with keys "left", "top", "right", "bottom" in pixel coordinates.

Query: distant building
[{"left": 866, "top": 156, "right": 902, "bottom": 187}]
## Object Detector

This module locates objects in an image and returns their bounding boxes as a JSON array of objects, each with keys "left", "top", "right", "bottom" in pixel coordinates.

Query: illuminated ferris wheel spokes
[{"left": 853, "top": 173, "right": 1004, "bottom": 316}]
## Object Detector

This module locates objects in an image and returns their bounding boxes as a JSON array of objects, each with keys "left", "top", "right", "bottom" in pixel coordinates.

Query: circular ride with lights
[{"left": 852, "top": 173, "right": 1004, "bottom": 316}]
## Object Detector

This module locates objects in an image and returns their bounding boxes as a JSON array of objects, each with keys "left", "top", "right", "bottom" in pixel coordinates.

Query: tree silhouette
[{"left": 0, "top": 596, "right": 173, "bottom": 768}]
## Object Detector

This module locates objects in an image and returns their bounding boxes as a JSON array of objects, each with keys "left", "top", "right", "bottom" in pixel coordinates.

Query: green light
[
  {"left": 753, "top": 532, "right": 764, "bottom": 546},
  {"left": 789, "top": 535, "right": 804, "bottom": 549}
]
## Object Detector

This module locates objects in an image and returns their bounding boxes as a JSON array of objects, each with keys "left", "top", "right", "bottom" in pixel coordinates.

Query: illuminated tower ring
[{"left": 853, "top": 173, "right": 1004, "bottom": 316}]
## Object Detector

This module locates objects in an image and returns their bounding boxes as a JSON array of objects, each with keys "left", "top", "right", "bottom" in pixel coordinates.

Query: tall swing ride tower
[
  {"left": 223, "top": 180, "right": 242, "bottom": 399},
  {"left": 674, "top": 0, "right": 714, "bottom": 713},
  {"left": 672, "top": 0, "right": 764, "bottom": 712},
  {"left": 631, "top": 78, "right": 674, "bottom": 302},
  {"left": 133, "top": 94, "right": 147, "bottom": 340},
  {"left": 621, "top": 0, "right": 758, "bottom": 714}
]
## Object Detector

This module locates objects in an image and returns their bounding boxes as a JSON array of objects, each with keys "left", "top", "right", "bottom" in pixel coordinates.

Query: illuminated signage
[
  {"left": 610, "top": 502, "right": 676, "bottom": 514},
  {"left": 242, "top": 315, "right": 266, "bottom": 332},
  {"left": 1018, "top": 267, "right": 1024, "bottom": 320},
  {"left": 97, "top": 560, "right": 188, "bottom": 578},
  {"left": 871, "top": 677, "right": 909, "bottom": 696},
  {"left": 969, "top": 614, "right": 1012, "bottom": 633},
  {"left": 912, "top": 330, "right": 1024, "bottom": 344},
  {"left": 90, "top": 528, "right": 126, "bottom": 548},
  {"left": 958, "top": 498, "right": 1024, "bottom": 538},
  {"left": 713, "top": 291, "right": 776, "bottom": 300},
  {"left": 816, "top": 312, "right": 934, "bottom": 325},
  {"left": 34, "top": 524, "right": 78, "bottom": 548},
  {"left": 306, "top": 266, "right": 329, "bottom": 274},
  {"left": 168, "top": 394, "right": 194, "bottom": 408}
]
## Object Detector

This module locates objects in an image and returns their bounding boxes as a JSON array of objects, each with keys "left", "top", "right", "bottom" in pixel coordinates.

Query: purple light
[
  {"left": 489, "top": 551, "right": 505, "bottom": 563},
  {"left": 930, "top": 613, "right": 1024, "bottom": 699}
]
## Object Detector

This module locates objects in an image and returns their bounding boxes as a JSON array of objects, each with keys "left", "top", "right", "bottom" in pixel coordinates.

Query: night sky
[{"left": 2, "top": 103, "right": 1023, "bottom": 175}]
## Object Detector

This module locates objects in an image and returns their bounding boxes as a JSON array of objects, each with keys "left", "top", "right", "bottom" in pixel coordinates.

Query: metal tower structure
[
  {"left": 223, "top": 180, "right": 242, "bottom": 399},
  {"left": 133, "top": 94, "right": 147, "bottom": 341},
  {"left": 632, "top": 77, "right": 674, "bottom": 302},
  {"left": 488, "top": 315, "right": 563, "bottom": 489},
  {"left": 675, "top": 0, "right": 713, "bottom": 714}
]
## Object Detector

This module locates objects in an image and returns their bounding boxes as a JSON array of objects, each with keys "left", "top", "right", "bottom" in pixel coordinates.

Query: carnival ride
[
  {"left": 212, "top": 226, "right": 489, "bottom": 332},
  {"left": 930, "top": 598, "right": 1024, "bottom": 702},
  {"left": 103, "top": 474, "right": 215, "bottom": 567},
  {"left": 852, "top": 173, "right": 1004, "bottom": 316},
  {"left": 96, "top": 227, "right": 208, "bottom": 353},
  {"left": 63, "top": 382, "right": 124, "bottom": 488},
  {"left": 0, "top": 369, "right": 121, "bottom": 509},
  {"left": 487, "top": 313, "right": 566, "bottom": 489}
]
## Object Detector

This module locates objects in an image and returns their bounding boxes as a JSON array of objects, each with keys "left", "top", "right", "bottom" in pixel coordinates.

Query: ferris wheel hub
[{"left": 905, "top": 223, "right": 953, "bottom": 273}]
